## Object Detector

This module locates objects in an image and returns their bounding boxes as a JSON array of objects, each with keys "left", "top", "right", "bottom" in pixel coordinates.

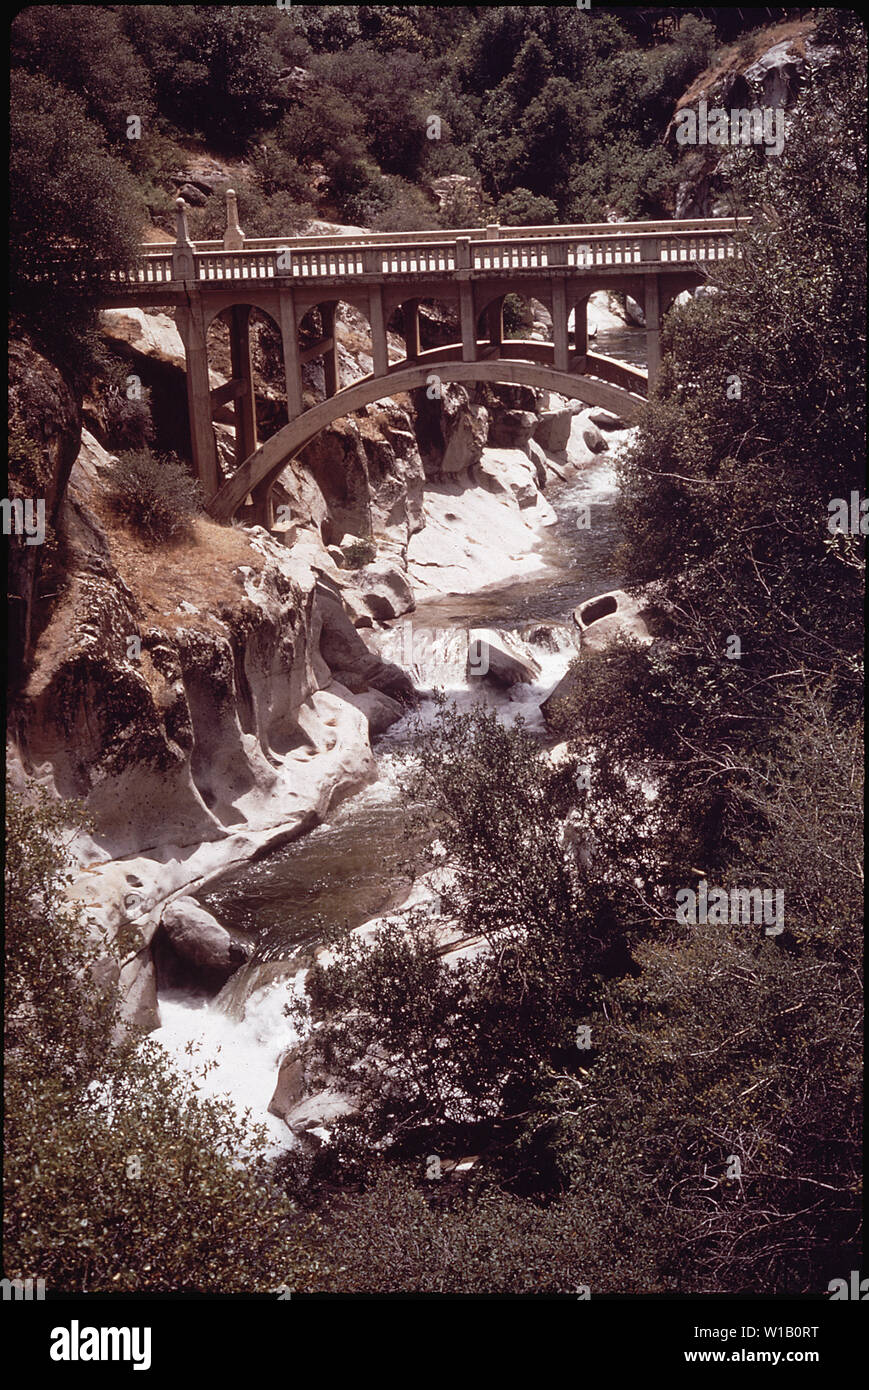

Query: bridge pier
[
  {"left": 278, "top": 288, "right": 303, "bottom": 420},
  {"left": 486, "top": 298, "right": 504, "bottom": 349},
  {"left": 176, "top": 293, "right": 220, "bottom": 498},
  {"left": 552, "top": 279, "right": 569, "bottom": 373},
  {"left": 369, "top": 285, "right": 389, "bottom": 377},
  {"left": 459, "top": 282, "right": 477, "bottom": 363},
  {"left": 402, "top": 298, "right": 422, "bottom": 360},
  {"left": 572, "top": 295, "right": 589, "bottom": 354},
  {"left": 228, "top": 305, "right": 258, "bottom": 468},
  {"left": 320, "top": 303, "right": 339, "bottom": 398},
  {"left": 644, "top": 273, "right": 662, "bottom": 388}
]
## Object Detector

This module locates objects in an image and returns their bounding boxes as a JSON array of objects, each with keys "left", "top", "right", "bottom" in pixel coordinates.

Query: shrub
[{"left": 107, "top": 449, "right": 203, "bottom": 544}]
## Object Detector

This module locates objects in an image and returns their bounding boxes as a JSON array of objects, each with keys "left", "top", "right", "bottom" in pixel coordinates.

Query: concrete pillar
[
  {"left": 223, "top": 188, "right": 244, "bottom": 251},
  {"left": 459, "top": 281, "right": 476, "bottom": 363},
  {"left": 320, "top": 302, "right": 339, "bottom": 398},
  {"left": 552, "top": 279, "right": 569, "bottom": 373},
  {"left": 172, "top": 197, "right": 195, "bottom": 282},
  {"left": 250, "top": 477, "right": 274, "bottom": 531},
  {"left": 486, "top": 298, "right": 503, "bottom": 349},
  {"left": 572, "top": 296, "right": 589, "bottom": 355},
  {"left": 369, "top": 285, "right": 389, "bottom": 379},
  {"left": 403, "top": 298, "right": 422, "bottom": 360},
  {"left": 278, "top": 288, "right": 303, "bottom": 420},
  {"left": 228, "top": 305, "right": 257, "bottom": 468},
  {"left": 645, "top": 273, "right": 662, "bottom": 387},
  {"left": 176, "top": 294, "right": 219, "bottom": 498}
]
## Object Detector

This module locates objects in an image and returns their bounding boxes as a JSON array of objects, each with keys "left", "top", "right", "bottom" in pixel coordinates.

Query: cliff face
[
  {"left": 8, "top": 338, "right": 83, "bottom": 694},
  {"left": 7, "top": 276, "right": 595, "bottom": 1031},
  {"left": 665, "top": 19, "right": 828, "bottom": 216}
]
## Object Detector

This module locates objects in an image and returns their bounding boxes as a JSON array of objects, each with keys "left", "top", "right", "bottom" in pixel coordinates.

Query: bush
[
  {"left": 4, "top": 782, "right": 326, "bottom": 1294},
  {"left": 107, "top": 449, "right": 203, "bottom": 544},
  {"left": 496, "top": 187, "right": 558, "bottom": 226}
]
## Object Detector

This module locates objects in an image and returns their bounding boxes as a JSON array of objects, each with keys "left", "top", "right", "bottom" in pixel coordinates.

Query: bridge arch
[{"left": 207, "top": 355, "right": 647, "bottom": 521}]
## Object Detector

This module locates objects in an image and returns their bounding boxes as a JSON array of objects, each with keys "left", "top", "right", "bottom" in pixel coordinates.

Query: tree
[
  {"left": 4, "top": 784, "right": 326, "bottom": 1293},
  {"left": 10, "top": 71, "right": 143, "bottom": 369}
]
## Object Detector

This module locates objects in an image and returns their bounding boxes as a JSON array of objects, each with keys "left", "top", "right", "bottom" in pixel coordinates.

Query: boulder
[
  {"left": 177, "top": 182, "right": 208, "bottom": 208},
  {"left": 469, "top": 628, "right": 541, "bottom": 687},
  {"left": 533, "top": 408, "right": 574, "bottom": 454},
  {"left": 575, "top": 412, "right": 608, "bottom": 455},
  {"left": 540, "top": 663, "right": 582, "bottom": 727},
  {"left": 341, "top": 687, "right": 406, "bottom": 737},
  {"left": 487, "top": 409, "right": 538, "bottom": 451},
  {"left": 474, "top": 448, "right": 539, "bottom": 509},
  {"left": 268, "top": 1050, "right": 308, "bottom": 1120},
  {"left": 526, "top": 437, "right": 549, "bottom": 488},
  {"left": 586, "top": 408, "right": 623, "bottom": 430},
  {"left": 354, "top": 561, "right": 415, "bottom": 620},
  {"left": 574, "top": 588, "right": 653, "bottom": 651},
  {"left": 412, "top": 382, "right": 489, "bottom": 478},
  {"left": 316, "top": 581, "right": 415, "bottom": 701},
  {"left": 160, "top": 897, "right": 251, "bottom": 973},
  {"left": 282, "top": 1088, "right": 358, "bottom": 1136}
]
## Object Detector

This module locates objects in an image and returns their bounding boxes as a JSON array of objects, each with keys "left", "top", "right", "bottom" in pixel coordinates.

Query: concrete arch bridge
[{"left": 95, "top": 194, "right": 745, "bottom": 527}]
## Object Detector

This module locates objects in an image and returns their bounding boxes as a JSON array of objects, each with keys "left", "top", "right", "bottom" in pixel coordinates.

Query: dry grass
[
  {"left": 675, "top": 19, "right": 816, "bottom": 112},
  {"left": 103, "top": 515, "right": 262, "bottom": 635}
]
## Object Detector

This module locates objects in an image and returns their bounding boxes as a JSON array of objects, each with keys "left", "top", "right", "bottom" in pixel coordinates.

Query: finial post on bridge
[
  {"left": 172, "top": 196, "right": 195, "bottom": 281},
  {"left": 224, "top": 188, "right": 245, "bottom": 250}
]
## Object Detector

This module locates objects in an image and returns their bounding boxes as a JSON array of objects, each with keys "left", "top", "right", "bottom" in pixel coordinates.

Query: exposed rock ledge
[{"left": 6, "top": 430, "right": 415, "bottom": 1033}]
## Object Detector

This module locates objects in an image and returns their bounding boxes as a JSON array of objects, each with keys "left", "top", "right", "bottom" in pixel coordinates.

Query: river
[{"left": 151, "top": 322, "right": 646, "bottom": 1148}]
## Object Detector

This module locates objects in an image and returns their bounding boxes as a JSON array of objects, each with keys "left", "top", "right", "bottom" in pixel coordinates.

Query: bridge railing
[
  {"left": 140, "top": 216, "right": 749, "bottom": 254},
  {"left": 81, "top": 220, "right": 746, "bottom": 290}
]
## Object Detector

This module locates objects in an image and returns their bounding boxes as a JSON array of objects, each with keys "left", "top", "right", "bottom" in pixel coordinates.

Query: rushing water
[{"left": 151, "top": 326, "right": 647, "bottom": 1139}]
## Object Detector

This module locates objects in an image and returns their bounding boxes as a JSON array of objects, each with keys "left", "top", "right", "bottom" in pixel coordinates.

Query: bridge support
[
  {"left": 369, "top": 285, "right": 389, "bottom": 378},
  {"left": 486, "top": 298, "right": 504, "bottom": 349},
  {"left": 228, "top": 305, "right": 257, "bottom": 468},
  {"left": 402, "top": 298, "right": 422, "bottom": 360},
  {"left": 320, "top": 303, "right": 339, "bottom": 398},
  {"left": 644, "top": 273, "right": 662, "bottom": 388},
  {"left": 552, "top": 280, "right": 569, "bottom": 373},
  {"left": 176, "top": 293, "right": 220, "bottom": 498},
  {"left": 572, "top": 296, "right": 589, "bottom": 354},
  {"left": 278, "top": 288, "right": 303, "bottom": 420},
  {"left": 459, "top": 282, "right": 477, "bottom": 363}
]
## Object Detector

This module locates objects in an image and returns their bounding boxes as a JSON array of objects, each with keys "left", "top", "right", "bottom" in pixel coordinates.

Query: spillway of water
[{"left": 151, "top": 334, "right": 645, "bottom": 1141}]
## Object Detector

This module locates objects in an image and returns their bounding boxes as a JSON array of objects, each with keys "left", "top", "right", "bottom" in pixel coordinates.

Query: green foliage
[
  {"left": 107, "top": 449, "right": 203, "bottom": 545},
  {"left": 306, "top": 1167, "right": 665, "bottom": 1295},
  {"left": 10, "top": 71, "right": 142, "bottom": 367},
  {"left": 497, "top": 188, "right": 558, "bottom": 227},
  {"left": 3, "top": 783, "right": 326, "bottom": 1293},
  {"left": 12, "top": 5, "right": 154, "bottom": 142},
  {"left": 341, "top": 538, "right": 377, "bottom": 568},
  {"left": 293, "top": 702, "right": 641, "bottom": 1194}
]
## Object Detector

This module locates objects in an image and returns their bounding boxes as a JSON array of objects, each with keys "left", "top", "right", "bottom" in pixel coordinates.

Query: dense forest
[{"left": 5, "top": 5, "right": 864, "bottom": 1301}]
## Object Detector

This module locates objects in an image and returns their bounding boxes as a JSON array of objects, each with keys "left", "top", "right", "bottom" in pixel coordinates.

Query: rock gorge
[{"left": 7, "top": 297, "right": 613, "bottom": 1035}]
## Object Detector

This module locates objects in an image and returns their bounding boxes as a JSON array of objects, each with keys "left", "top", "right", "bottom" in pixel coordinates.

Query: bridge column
[
  {"left": 228, "top": 305, "right": 257, "bottom": 468},
  {"left": 320, "top": 303, "right": 339, "bottom": 399},
  {"left": 402, "top": 298, "right": 422, "bottom": 360},
  {"left": 644, "top": 273, "right": 662, "bottom": 388},
  {"left": 572, "top": 296, "right": 589, "bottom": 355},
  {"left": 176, "top": 294, "right": 220, "bottom": 499},
  {"left": 552, "top": 279, "right": 569, "bottom": 373},
  {"left": 369, "top": 285, "right": 389, "bottom": 378},
  {"left": 486, "top": 298, "right": 504, "bottom": 349},
  {"left": 278, "top": 288, "right": 303, "bottom": 420}
]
